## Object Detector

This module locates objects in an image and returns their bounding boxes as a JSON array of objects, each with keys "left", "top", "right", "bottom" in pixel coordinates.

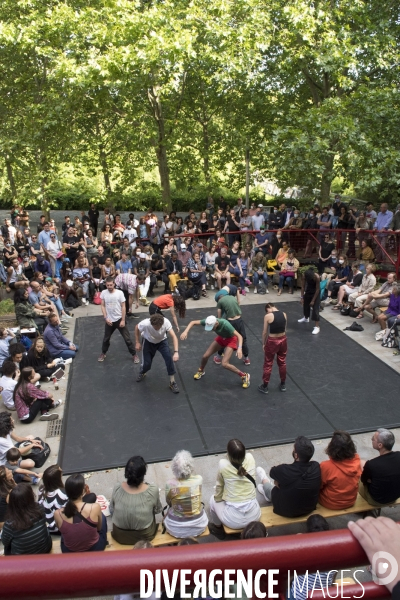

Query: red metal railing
[{"left": 0, "top": 527, "right": 391, "bottom": 600}]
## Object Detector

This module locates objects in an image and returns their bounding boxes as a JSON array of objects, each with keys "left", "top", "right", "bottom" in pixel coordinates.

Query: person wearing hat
[
  {"left": 180, "top": 316, "right": 250, "bottom": 388},
  {"left": 251, "top": 206, "right": 265, "bottom": 232},
  {"left": 133, "top": 253, "right": 150, "bottom": 305},
  {"left": 33, "top": 255, "right": 52, "bottom": 278},
  {"left": 214, "top": 292, "right": 250, "bottom": 366}
]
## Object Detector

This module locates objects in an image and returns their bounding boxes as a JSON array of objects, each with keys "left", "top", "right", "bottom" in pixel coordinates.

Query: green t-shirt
[
  {"left": 217, "top": 295, "right": 241, "bottom": 319},
  {"left": 200, "top": 318, "right": 236, "bottom": 339}
]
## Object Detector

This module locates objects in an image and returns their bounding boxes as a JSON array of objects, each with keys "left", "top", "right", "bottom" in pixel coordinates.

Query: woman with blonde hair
[{"left": 163, "top": 450, "right": 208, "bottom": 538}]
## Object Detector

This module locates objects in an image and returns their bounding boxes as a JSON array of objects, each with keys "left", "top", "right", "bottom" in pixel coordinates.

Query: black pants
[
  {"left": 34, "top": 317, "right": 48, "bottom": 333},
  {"left": 102, "top": 319, "right": 135, "bottom": 355},
  {"left": 37, "top": 366, "right": 61, "bottom": 380},
  {"left": 149, "top": 302, "right": 164, "bottom": 316},
  {"left": 20, "top": 398, "right": 54, "bottom": 424},
  {"left": 218, "top": 317, "right": 249, "bottom": 357},
  {"left": 140, "top": 338, "right": 175, "bottom": 376},
  {"left": 304, "top": 294, "right": 320, "bottom": 322}
]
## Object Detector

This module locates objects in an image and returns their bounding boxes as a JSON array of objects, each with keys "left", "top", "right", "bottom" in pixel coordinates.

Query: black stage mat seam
[
  {"left": 174, "top": 361, "right": 209, "bottom": 453},
  {"left": 242, "top": 311, "right": 337, "bottom": 431}
]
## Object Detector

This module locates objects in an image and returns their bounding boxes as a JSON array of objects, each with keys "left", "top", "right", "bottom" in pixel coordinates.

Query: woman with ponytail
[
  {"left": 208, "top": 438, "right": 261, "bottom": 539},
  {"left": 54, "top": 473, "right": 107, "bottom": 552}
]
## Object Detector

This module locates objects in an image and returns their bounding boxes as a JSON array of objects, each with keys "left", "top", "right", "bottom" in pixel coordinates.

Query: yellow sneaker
[
  {"left": 242, "top": 373, "right": 250, "bottom": 388},
  {"left": 194, "top": 370, "right": 205, "bottom": 380}
]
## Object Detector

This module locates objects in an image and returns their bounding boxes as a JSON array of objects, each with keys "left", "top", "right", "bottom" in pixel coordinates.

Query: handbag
[
  {"left": 267, "top": 259, "right": 277, "bottom": 271},
  {"left": 16, "top": 436, "right": 50, "bottom": 468},
  {"left": 382, "top": 325, "right": 397, "bottom": 348},
  {"left": 340, "top": 306, "right": 351, "bottom": 316},
  {"left": 375, "top": 329, "right": 386, "bottom": 341},
  {"left": 280, "top": 271, "right": 295, "bottom": 277}
]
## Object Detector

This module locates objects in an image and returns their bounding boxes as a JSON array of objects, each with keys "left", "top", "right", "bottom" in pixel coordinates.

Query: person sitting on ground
[
  {"left": 38, "top": 464, "right": 96, "bottom": 534},
  {"left": 43, "top": 313, "right": 79, "bottom": 360},
  {"left": 208, "top": 438, "right": 261, "bottom": 539},
  {"left": 0, "top": 361, "right": 18, "bottom": 411},
  {"left": 0, "top": 327, "right": 16, "bottom": 371},
  {"left": 214, "top": 246, "right": 231, "bottom": 290},
  {"left": 319, "top": 431, "right": 362, "bottom": 510},
  {"left": 149, "top": 293, "right": 186, "bottom": 332},
  {"left": 289, "top": 515, "right": 336, "bottom": 599},
  {"left": 5, "top": 257, "right": 30, "bottom": 293},
  {"left": 332, "top": 262, "right": 363, "bottom": 310},
  {"left": 278, "top": 249, "right": 299, "bottom": 296},
  {"left": 0, "top": 412, "right": 41, "bottom": 467},
  {"left": 28, "top": 279, "right": 58, "bottom": 321},
  {"left": 13, "top": 288, "right": 49, "bottom": 332},
  {"left": 0, "top": 465, "right": 15, "bottom": 528},
  {"left": 377, "top": 286, "right": 400, "bottom": 330},
  {"left": 359, "top": 428, "right": 400, "bottom": 507},
  {"left": 252, "top": 251, "right": 269, "bottom": 294},
  {"left": 14, "top": 366, "right": 61, "bottom": 423},
  {"left": 21, "top": 336, "right": 65, "bottom": 382},
  {"left": 54, "top": 473, "right": 107, "bottom": 553},
  {"left": 348, "top": 264, "right": 376, "bottom": 310},
  {"left": 5, "top": 447, "right": 42, "bottom": 485},
  {"left": 34, "top": 254, "right": 52, "bottom": 278},
  {"left": 2, "top": 343, "right": 34, "bottom": 379},
  {"left": 257, "top": 436, "right": 321, "bottom": 518},
  {"left": 354, "top": 272, "right": 396, "bottom": 322},
  {"left": 2, "top": 483, "right": 52, "bottom": 555},
  {"left": 110, "top": 455, "right": 162, "bottom": 545},
  {"left": 321, "top": 255, "right": 351, "bottom": 305},
  {"left": 163, "top": 450, "right": 208, "bottom": 539}
]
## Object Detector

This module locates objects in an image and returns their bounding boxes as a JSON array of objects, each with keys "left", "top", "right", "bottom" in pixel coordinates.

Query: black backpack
[{"left": 16, "top": 436, "right": 51, "bottom": 468}]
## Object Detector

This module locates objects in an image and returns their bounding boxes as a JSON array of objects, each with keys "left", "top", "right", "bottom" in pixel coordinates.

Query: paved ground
[{"left": 2, "top": 284, "right": 399, "bottom": 599}]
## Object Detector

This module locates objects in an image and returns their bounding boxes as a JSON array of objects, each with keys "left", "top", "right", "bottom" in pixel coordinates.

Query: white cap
[
  {"left": 180, "top": 243, "right": 186, "bottom": 250},
  {"left": 258, "top": 204, "right": 263, "bottom": 208},
  {"left": 204, "top": 315, "right": 217, "bottom": 331},
  {"left": 140, "top": 253, "right": 146, "bottom": 259}
]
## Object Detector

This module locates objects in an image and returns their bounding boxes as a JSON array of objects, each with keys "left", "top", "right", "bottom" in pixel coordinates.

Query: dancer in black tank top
[
  {"left": 299, "top": 268, "right": 321, "bottom": 335},
  {"left": 258, "top": 303, "right": 288, "bottom": 394}
]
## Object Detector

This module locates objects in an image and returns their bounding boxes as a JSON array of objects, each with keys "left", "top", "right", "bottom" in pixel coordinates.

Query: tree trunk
[
  {"left": 320, "top": 150, "right": 335, "bottom": 205},
  {"left": 5, "top": 155, "right": 17, "bottom": 199},
  {"left": 202, "top": 122, "right": 211, "bottom": 191},
  {"left": 245, "top": 148, "right": 250, "bottom": 208},
  {"left": 148, "top": 86, "right": 172, "bottom": 212},
  {"left": 37, "top": 148, "right": 50, "bottom": 220},
  {"left": 96, "top": 123, "right": 113, "bottom": 200}
]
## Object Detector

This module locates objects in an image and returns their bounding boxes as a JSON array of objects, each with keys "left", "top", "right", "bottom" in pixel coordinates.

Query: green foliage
[{"left": 0, "top": 299, "right": 16, "bottom": 315}]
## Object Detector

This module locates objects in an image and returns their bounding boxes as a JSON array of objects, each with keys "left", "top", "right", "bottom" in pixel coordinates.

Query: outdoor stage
[{"left": 59, "top": 303, "right": 400, "bottom": 473}]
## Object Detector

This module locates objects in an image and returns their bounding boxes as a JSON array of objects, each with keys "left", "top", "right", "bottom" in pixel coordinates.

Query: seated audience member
[
  {"left": 240, "top": 521, "right": 267, "bottom": 539},
  {"left": 358, "top": 273, "right": 396, "bottom": 322},
  {"left": 2, "top": 483, "right": 52, "bottom": 555},
  {"left": 34, "top": 254, "right": 52, "bottom": 278},
  {"left": 187, "top": 251, "right": 208, "bottom": 297},
  {"left": 278, "top": 249, "right": 299, "bottom": 296},
  {"left": 38, "top": 464, "right": 96, "bottom": 534},
  {"left": 149, "top": 254, "right": 169, "bottom": 296},
  {"left": 2, "top": 343, "right": 30, "bottom": 376},
  {"left": 359, "top": 238, "right": 375, "bottom": 262},
  {"left": 377, "top": 286, "right": 400, "bottom": 330},
  {"left": 110, "top": 455, "right": 162, "bottom": 545},
  {"left": 0, "top": 412, "right": 41, "bottom": 467},
  {"left": 116, "top": 252, "right": 132, "bottom": 275},
  {"left": 14, "top": 288, "right": 48, "bottom": 331},
  {"left": 0, "top": 327, "right": 16, "bottom": 371},
  {"left": 166, "top": 251, "right": 184, "bottom": 292},
  {"left": 347, "top": 264, "right": 376, "bottom": 308},
  {"left": 214, "top": 247, "right": 231, "bottom": 290},
  {"left": 257, "top": 436, "right": 321, "bottom": 518},
  {"left": 164, "top": 450, "right": 208, "bottom": 538},
  {"left": 134, "top": 253, "right": 151, "bottom": 302},
  {"left": 0, "top": 465, "right": 15, "bottom": 527},
  {"left": 275, "top": 240, "right": 289, "bottom": 267},
  {"left": 252, "top": 251, "right": 269, "bottom": 293},
  {"left": 321, "top": 255, "right": 351, "bottom": 305},
  {"left": 0, "top": 361, "right": 18, "bottom": 410},
  {"left": 43, "top": 313, "right": 79, "bottom": 360},
  {"left": 14, "top": 367, "right": 61, "bottom": 423},
  {"left": 5, "top": 257, "right": 30, "bottom": 293},
  {"left": 54, "top": 473, "right": 107, "bottom": 553},
  {"left": 289, "top": 516, "right": 335, "bottom": 599},
  {"left": 332, "top": 262, "right": 363, "bottom": 310},
  {"left": 209, "top": 439, "right": 261, "bottom": 539},
  {"left": 319, "top": 431, "right": 362, "bottom": 509},
  {"left": 5, "top": 447, "right": 41, "bottom": 484},
  {"left": 28, "top": 279, "right": 56, "bottom": 320},
  {"left": 177, "top": 243, "right": 192, "bottom": 270},
  {"left": 21, "top": 336, "right": 65, "bottom": 381},
  {"left": 360, "top": 428, "right": 400, "bottom": 506}
]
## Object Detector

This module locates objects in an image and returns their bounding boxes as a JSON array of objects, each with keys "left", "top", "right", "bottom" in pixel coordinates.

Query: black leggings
[
  {"left": 304, "top": 294, "right": 320, "bottom": 322},
  {"left": 218, "top": 317, "right": 249, "bottom": 357},
  {"left": 20, "top": 398, "right": 55, "bottom": 424},
  {"left": 149, "top": 302, "right": 164, "bottom": 316}
]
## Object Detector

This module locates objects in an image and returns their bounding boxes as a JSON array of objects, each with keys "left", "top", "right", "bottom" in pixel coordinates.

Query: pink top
[
  {"left": 15, "top": 383, "right": 51, "bottom": 420},
  {"left": 59, "top": 507, "right": 99, "bottom": 552}
]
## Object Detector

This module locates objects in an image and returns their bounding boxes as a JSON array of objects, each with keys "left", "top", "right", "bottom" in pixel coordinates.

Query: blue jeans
[
  {"left": 50, "top": 297, "right": 64, "bottom": 315},
  {"left": 54, "top": 344, "right": 79, "bottom": 360},
  {"left": 279, "top": 275, "right": 294, "bottom": 291},
  {"left": 253, "top": 272, "right": 269, "bottom": 287},
  {"left": 230, "top": 266, "right": 247, "bottom": 290}
]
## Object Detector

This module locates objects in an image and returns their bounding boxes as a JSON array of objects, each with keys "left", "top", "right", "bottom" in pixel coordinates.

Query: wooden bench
[
  {"left": 50, "top": 526, "right": 210, "bottom": 553},
  {"left": 222, "top": 494, "right": 400, "bottom": 535}
]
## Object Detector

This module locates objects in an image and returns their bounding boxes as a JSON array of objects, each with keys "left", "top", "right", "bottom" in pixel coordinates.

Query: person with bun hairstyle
[
  {"left": 109, "top": 455, "right": 162, "bottom": 545},
  {"left": 54, "top": 473, "right": 107, "bottom": 552},
  {"left": 258, "top": 303, "right": 287, "bottom": 395},
  {"left": 208, "top": 439, "right": 261, "bottom": 539}
]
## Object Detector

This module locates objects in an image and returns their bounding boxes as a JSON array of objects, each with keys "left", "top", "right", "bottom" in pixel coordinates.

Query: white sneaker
[
  {"left": 63, "top": 358, "right": 73, "bottom": 365},
  {"left": 245, "top": 287, "right": 250, "bottom": 293},
  {"left": 312, "top": 327, "right": 320, "bottom": 335},
  {"left": 256, "top": 466, "right": 267, "bottom": 482},
  {"left": 210, "top": 285, "right": 214, "bottom": 290},
  {"left": 40, "top": 412, "right": 59, "bottom": 421},
  {"left": 266, "top": 288, "right": 269, "bottom": 294},
  {"left": 298, "top": 317, "right": 309, "bottom": 323},
  {"left": 53, "top": 399, "right": 63, "bottom": 408},
  {"left": 257, "top": 484, "right": 269, "bottom": 502},
  {"left": 254, "top": 288, "right": 258, "bottom": 294}
]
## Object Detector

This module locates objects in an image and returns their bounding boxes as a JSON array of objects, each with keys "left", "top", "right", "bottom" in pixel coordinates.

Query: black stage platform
[{"left": 59, "top": 303, "right": 400, "bottom": 473}]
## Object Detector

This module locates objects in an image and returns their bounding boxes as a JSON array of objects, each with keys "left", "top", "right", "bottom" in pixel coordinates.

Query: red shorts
[{"left": 215, "top": 335, "right": 238, "bottom": 350}]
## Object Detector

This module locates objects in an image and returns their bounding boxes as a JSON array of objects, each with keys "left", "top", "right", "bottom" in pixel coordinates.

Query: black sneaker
[
  {"left": 258, "top": 384, "right": 268, "bottom": 394},
  {"left": 280, "top": 382, "right": 287, "bottom": 392},
  {"left": 136, "top": 373, "right": 146, "bottom": 382},
  {"left": 208, "top": 522, "right": 226, "bottom": 540},
  {"left": 169, "top": 381, "right": 180, "bottom": 394}
]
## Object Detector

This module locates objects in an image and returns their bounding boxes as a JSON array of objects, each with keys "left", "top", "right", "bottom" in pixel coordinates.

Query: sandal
[
  {"left": 277, "top": 290, "right": 282, "bottom": 296},
  {"left": 355, "top": 313, "right": 364, "bottom": 319},
  {"left": 201, "top": 290, "right": 208, "bottom": 298},
  {"left": 332, "top": 304, "right": 342, "bottom": 311}
]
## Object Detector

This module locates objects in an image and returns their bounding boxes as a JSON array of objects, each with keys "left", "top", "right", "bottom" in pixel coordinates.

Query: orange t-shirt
[
  {"left": 319, "top": 454, "right": 362, "bottom": 510},
  {"left": 153, "top": 295, "right": 174, "bottom": 310}
]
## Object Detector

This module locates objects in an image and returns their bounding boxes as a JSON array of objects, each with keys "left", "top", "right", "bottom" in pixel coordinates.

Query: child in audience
[{"left": 5, "top": 447, "right": 42, "bottom": 484}]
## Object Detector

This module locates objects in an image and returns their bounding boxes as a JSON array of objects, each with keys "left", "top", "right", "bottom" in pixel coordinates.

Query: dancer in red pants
[{"left": 258, "top": 303, "right": 287, "bottom": 394}]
